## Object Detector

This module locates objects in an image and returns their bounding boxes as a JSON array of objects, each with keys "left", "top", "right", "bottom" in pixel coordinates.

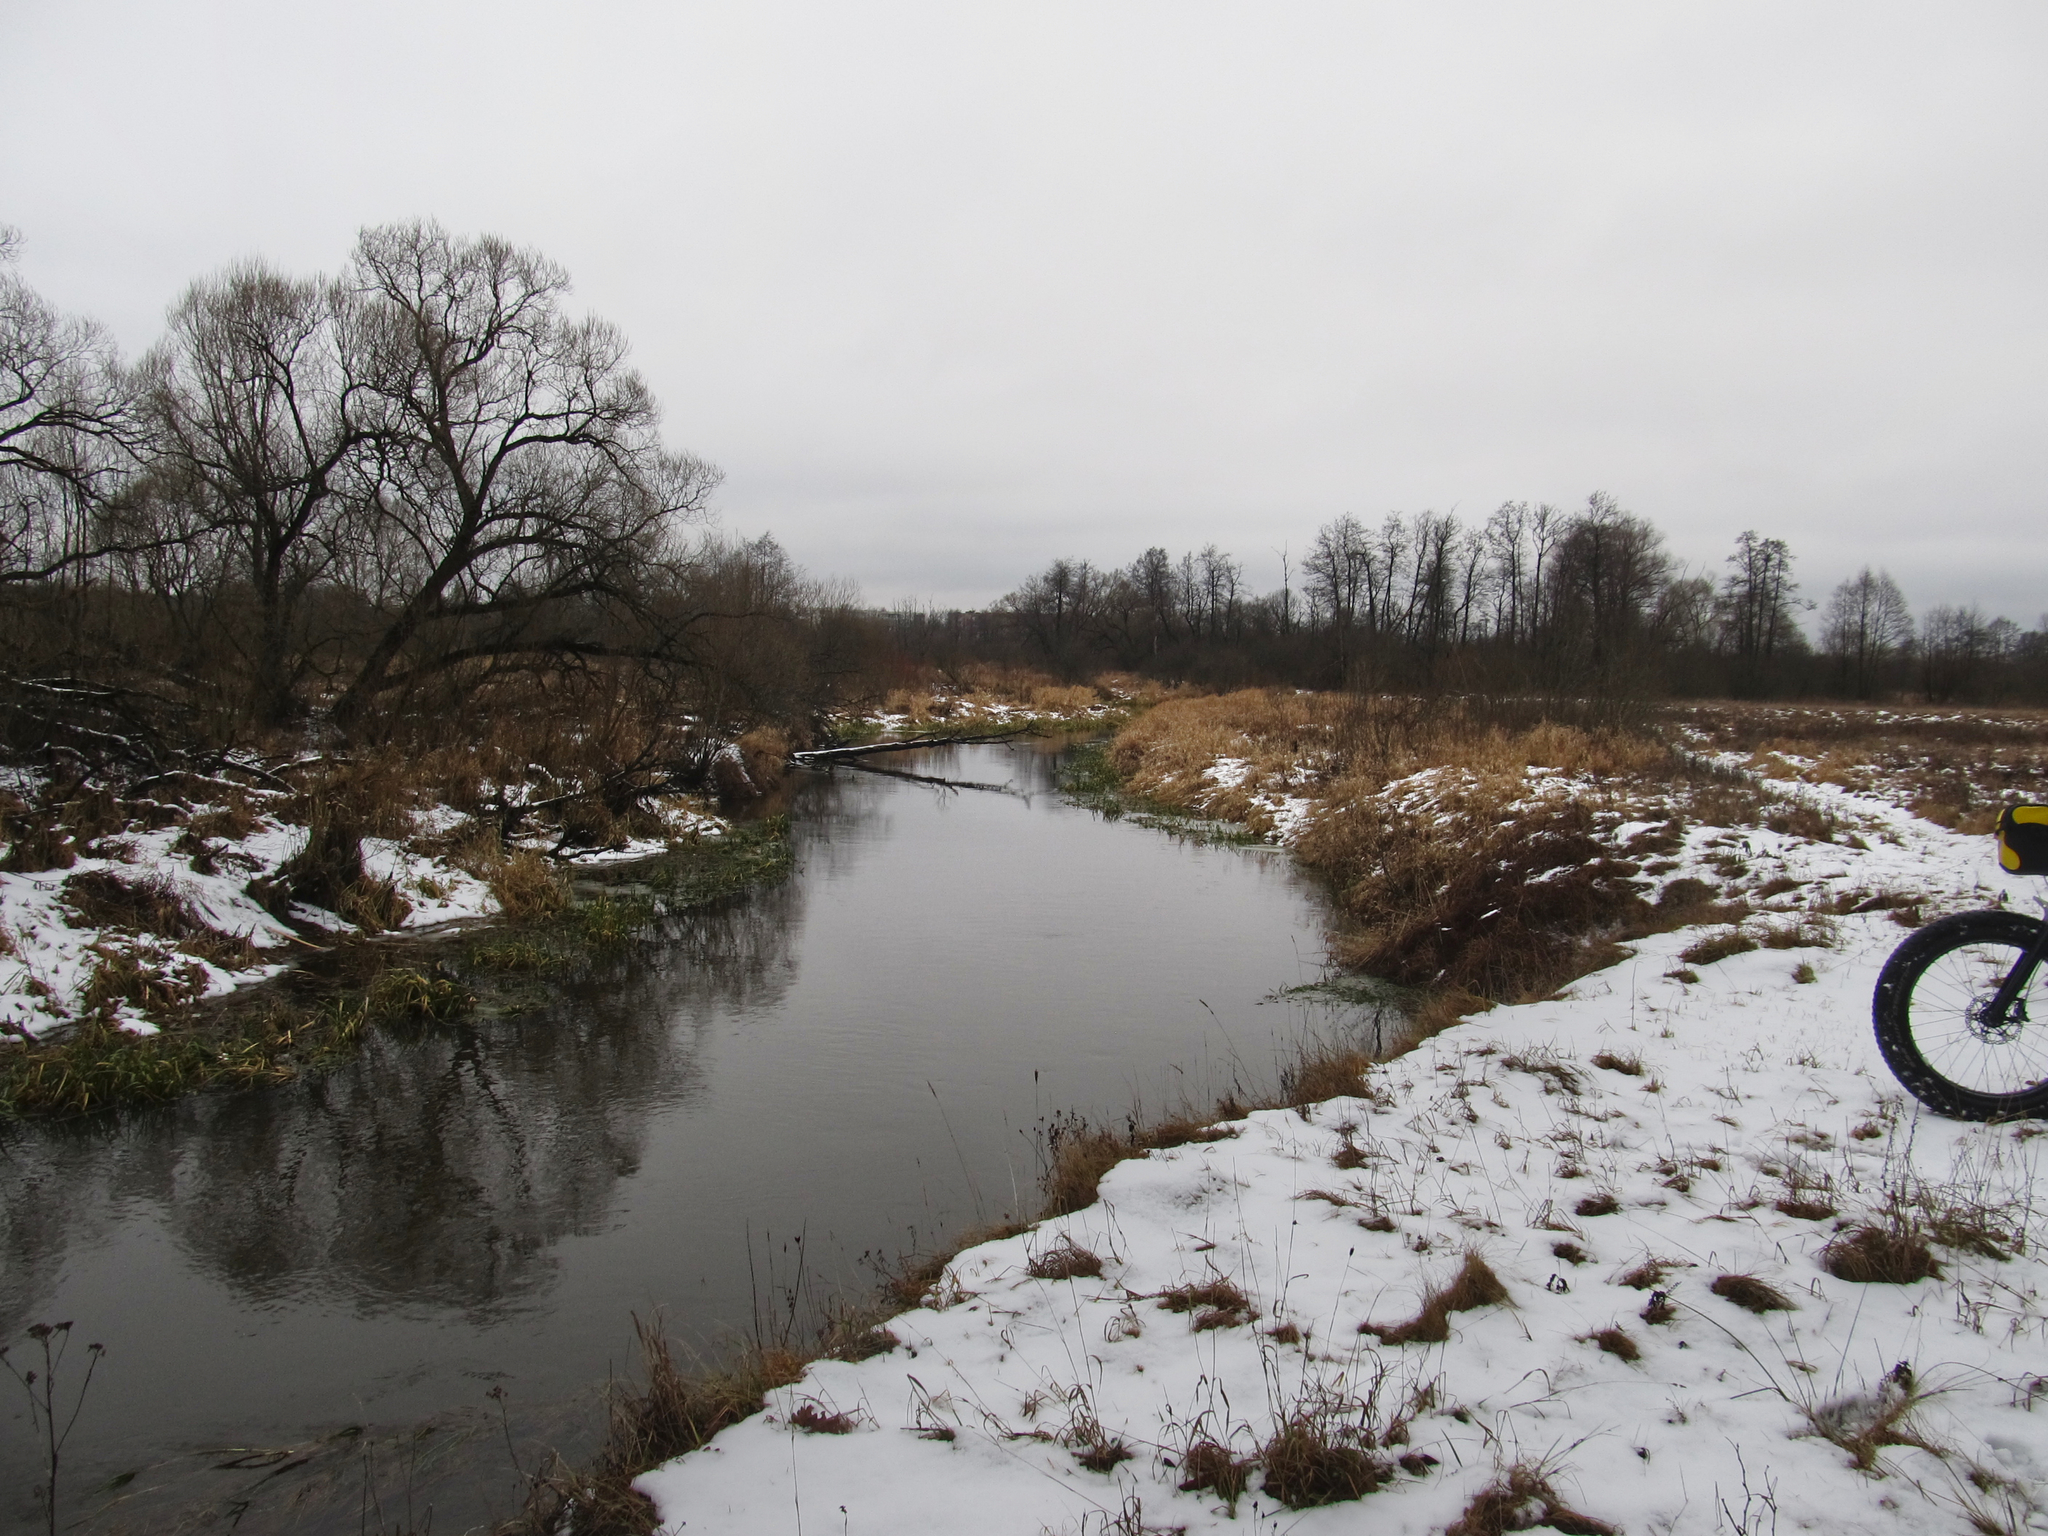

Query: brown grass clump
[
  {"left": 1584, "top": 1327, "right": 1640, "bottom": 1363},
  {"left": 489, "top": 848, "right": 571, "bottom": 920},
  {"left": 1177, "top": 1439, "right": 1254, "bottom": 1507},
  {"left": 789, "top": 1402, "right": 856, "bottom": 1434},
  {"left": 1444, "top": 1462, "right": 1618, "bottom": 1536},
  {"left": 1640, "top": 1292, "right": 1677, "bottom": 1325},
  {"left": 1156, "top": 1277, "right": 1255, "bottom": 1330},
  {"left": 1820, "top": 1223, "right": 1943, "bottom": 1284},
  {"left": 1574, "top": 1191, "right": 1619, "bottom": 1218},
  {"left": 1590, "top": 1050, "right": 1642, "bottom": 1076},
  {"left": 1551, "top": 1241, "right": 1589, "bottom": 1266},
  {"left": 1616, "top": 1257, "right": 1684, "bottom": 1289},
  {"left": 1258, "top": 1414, "right": 1391, "bottom": 1509},
  {"left": 1710, "top": 1273, "right": 1796, "bottom": 1313},
  {"left": 1362, "top": 1254, "right": 1509, "bottom": 1344},
  {"left": 1775, "top": 1197, "right": 1837, "bottom": 1221},
  {"left": 1027, "top": 1237, "right": 1105, "bottom": 1281},
  {"left": 1679, "top": 928, "right": 1758, "bottom": 966}
]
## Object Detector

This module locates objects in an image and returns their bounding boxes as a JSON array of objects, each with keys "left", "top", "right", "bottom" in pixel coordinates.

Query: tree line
[
  {"left": 0, "top": 222, "right": 866, "bottom": 771},
  {"left": 962, "top": 497, "right": 2044, "bottom": 704}
]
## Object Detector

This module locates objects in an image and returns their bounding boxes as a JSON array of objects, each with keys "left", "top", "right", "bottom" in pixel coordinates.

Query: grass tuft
[
  {"left": 1820, "top": 1223, "right": 1944, "bottom": 1285},
  {"left": 1710, "top": 1273, "right": 1796, "bottom": 1313},
  {"left": 1026, "top": 1237, "right": 1104, "bottom": 1281},
  {"left": 1444, "top": 1461, "right": 1618, "bottom": 1536},
  {"left": 1362, "top": 1253, "right": 1509, "bottom": 1344}
]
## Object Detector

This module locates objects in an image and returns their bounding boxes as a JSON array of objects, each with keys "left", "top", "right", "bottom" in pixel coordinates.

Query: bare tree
[
  {"left": 332, "top": 221, "right": 719, "bottom": 730},
  {"left": 145, "top": 261, "right": 373, "bottom": 724},
  {"left": 0, "top": 228, "right": 147, "bottom": 586},
  {"left": 1820, "top": 567, "right": 1912, "bottom": 699},
  {"left": 1715, "top": 530, "right": 1802, "bottom": 690}
]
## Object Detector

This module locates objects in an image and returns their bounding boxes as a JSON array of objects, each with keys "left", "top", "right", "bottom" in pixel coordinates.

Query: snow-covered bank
[
  {"left": 634, "top": 773, "right": 2048, "bottom": 1533},
  {"left": 0, "top": 767, "right": 728, "bottom": 1043}
]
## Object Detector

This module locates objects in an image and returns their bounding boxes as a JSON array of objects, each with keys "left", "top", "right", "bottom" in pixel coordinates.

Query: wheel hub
[{"left": 1967, "top": 993, "right": 2027, "bottom": 1044}]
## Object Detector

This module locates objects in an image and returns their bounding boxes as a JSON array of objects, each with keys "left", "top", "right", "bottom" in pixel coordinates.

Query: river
[{"left": 0, "top": 741, "right": 1361, "bottom": 1533}]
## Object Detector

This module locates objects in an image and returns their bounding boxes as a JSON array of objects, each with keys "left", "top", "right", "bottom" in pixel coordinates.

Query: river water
[{"left": 0, "top": 742, "right": 1358, "bottom": 1533}]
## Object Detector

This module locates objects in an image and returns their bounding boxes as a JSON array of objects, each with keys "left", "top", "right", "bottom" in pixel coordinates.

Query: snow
[
  {"left": 0, "top": 784, "right": 732, "bottom": 1039},
  {"left": 634, "top": 764, "right": 2048, "bottom": 1535}
]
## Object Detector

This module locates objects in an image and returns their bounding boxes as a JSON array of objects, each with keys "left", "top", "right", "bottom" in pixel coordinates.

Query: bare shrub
[{"left": 1362, "top": 1254, "right": 1509, "bottom": 1344}]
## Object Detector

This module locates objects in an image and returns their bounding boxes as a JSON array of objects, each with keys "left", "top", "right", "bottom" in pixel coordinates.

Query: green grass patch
[{"left": 1057, "top": 742, "right": 1265, "bottom": 847}]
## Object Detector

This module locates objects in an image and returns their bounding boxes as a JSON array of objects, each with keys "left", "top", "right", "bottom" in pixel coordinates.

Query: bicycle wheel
[{"left": 1873, "top": 910, "right": 2048, "bottom": 1120}]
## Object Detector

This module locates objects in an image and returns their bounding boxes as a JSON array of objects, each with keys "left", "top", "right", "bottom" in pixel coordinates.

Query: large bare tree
[
  {"left": 333, "top": 221, "right": 719, "bottom": 730},
  {"left": 145, "top": 261, "right": 372, "bottom": 724}
]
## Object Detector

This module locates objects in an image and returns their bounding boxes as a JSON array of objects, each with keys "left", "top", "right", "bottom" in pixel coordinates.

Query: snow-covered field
[{"left": 636, "top": 765, "right": 2048, "bottom": 1535}]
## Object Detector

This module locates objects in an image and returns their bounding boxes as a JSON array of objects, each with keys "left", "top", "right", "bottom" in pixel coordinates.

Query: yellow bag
[{"left": 1997, "top": 804, "right": 2048, "bottom": 875}]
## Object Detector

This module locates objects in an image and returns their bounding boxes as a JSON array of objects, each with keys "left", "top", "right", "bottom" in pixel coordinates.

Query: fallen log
[{"left": 789, "top": 725, "right": 1036, "bottom": 765}]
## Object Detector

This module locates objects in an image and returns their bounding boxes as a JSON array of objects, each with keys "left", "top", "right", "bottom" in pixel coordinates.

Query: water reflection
[{"left": 0, "top": 742, "right": 1343, "bottom": 1534}]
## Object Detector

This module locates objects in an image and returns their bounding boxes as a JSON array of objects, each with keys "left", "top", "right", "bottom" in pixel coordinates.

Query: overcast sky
[{"left": 4, "top": 2, "right": 2043, "bottom": 621}]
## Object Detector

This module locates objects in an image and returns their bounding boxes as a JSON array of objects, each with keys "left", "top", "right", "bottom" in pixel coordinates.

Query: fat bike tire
[{"left": 1873, "top": 909, "right": 2048, "bottom": 1121}]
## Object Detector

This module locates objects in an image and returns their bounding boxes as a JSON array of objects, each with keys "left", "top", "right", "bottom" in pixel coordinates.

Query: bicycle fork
[{"left": 1983, "top": 902, "right": 2048, "bottom": 1030}]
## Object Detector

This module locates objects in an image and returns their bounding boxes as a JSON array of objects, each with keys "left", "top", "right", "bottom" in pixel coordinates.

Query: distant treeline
[
  {"left": 894, "top": 496, "right": 2045, "bottom": 705},
  {"left": 0, "top": 222, "right": 870, "bottom": 769}
]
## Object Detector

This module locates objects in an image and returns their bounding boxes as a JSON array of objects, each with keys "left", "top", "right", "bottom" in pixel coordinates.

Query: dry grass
[
  {"left": 1176, "top": 1439, "right": 1254, "bottom": 1507},
  {"left": 1040, "top": 1108, "right": 1240, "bottom": 1216},
  {"left": 1710, "top": 1273, "right": 1796, "bottom": 1313},
  {"left": 1590, "top": 1050, "right": 1642, "bottom": 1076},
  {"left": 1444, "top": 1461, "right": 1618, "bottom": 1536},
  {"left": 520, "top": 1317, "right": 808, "bottom": 1535},
  {"left": 1583, "top": 1327, "right": 1640, "bottom": 1363},
  {"left": 1574, "top": 1191, "right": 1619, "bottom": 1218},
  {"left": 489, "top": 847, "right": 572, "bottom": 920},
  {"left": 1802, "top": 1362, "right": 1936, "bottom": 1472},
  {"left": 1362, "top": 1253, "right": 1510, "bottom": 1344},
  {"left": 1821, "top": 1223, "right": 1944, "bottom": 1284},
  {"left": 1154, "top": 1277, "right": 1255, "bottom": 1330},
  {"left": 1027, "top": 1236, "right": 1105, "bottom": 1281},
  {"left": 1679, "top": 928, "right": 1759, "bottom": 966}
]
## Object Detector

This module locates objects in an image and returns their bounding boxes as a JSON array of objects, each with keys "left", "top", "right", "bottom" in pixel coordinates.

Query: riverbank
[
  {"left": 617, "top": 695, "right": 2048, "bottom": 1535},
  {"left": 0, "top": 671, "right": 1142, "bottom": 1119}
]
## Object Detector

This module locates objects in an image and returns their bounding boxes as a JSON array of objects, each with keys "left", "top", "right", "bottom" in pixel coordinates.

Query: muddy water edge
[{"left": 0, "top": 740, "right": 1395, "bottom": 1535}]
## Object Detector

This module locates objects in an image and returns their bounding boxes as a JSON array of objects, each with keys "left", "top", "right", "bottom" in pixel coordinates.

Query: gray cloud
[{"left": 4, "top": 1, "right": 2043, "bottom": 621}]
